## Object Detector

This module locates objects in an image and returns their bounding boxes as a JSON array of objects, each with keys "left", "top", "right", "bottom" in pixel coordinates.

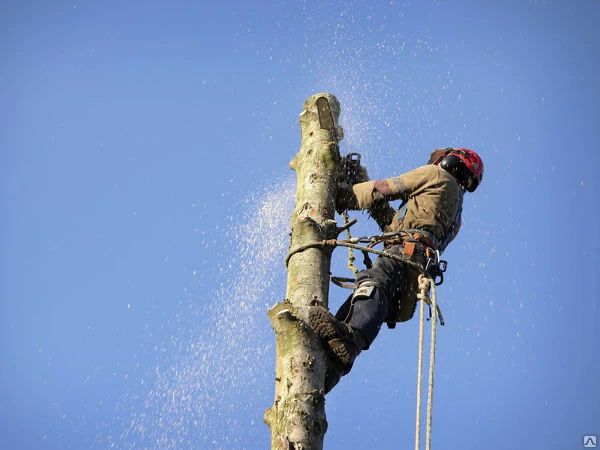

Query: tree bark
[{"left": 264, "top": 93, "right": 343, "bottom": 449}]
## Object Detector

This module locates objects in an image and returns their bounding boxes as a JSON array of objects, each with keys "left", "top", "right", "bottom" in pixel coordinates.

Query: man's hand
[
  {"left": 354, "top": 164, "right": 370, "bottom": 184},
  {"left": 336, "top": 159, "right": 371, "bottom": 213},
  {"left": 369, "top": 198, "right": 397, "bottom": 232},
  {"left": 335, "top": 182, "right": 359, "bottom": 213}
]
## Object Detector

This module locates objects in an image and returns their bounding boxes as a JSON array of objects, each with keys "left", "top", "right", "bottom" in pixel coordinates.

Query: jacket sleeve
[
  {"left": 371, "top": 166, "right": 432, "bottom": 202},
  {"left": 352, "top": 172, "right": 412, "bottom": 208},
  {"left": 351, "top": 180, "right": 376, "bottom": 209},
  {"left": 351, "top": 178, "right": 405, "bottom": 231}
]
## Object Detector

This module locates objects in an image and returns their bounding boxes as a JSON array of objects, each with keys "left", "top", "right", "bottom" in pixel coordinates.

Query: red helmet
[{"left": 431, "top": 148, "right": 484, "bottom": 192}]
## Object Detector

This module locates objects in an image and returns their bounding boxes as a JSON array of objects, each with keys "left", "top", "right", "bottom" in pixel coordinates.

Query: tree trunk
[{"left": 264, "top": 93, "right": 343, "bottom": 449}]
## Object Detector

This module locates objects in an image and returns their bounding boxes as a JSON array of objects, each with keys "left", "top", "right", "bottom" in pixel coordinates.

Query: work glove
[
  {"left": 383, "top": 209, "right": 404, "bottom": 233},
  {"left": 335, "top": 162, "right": 371, "bottom": 213},
  {"left": 369, "top": 198, "right": 397, "bottom": 232},
  {"left": 353, "top": 164, "right": 370, "bottom": 184},
  {"left": 335, "top": 182, "right": 359, "bottom": 213},
  {"left": 335, "top": 180, "right": 377, "bottom": 213}
]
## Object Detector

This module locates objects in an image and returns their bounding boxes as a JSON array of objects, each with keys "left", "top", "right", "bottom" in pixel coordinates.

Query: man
[{"left": 308, "top": 148, "right": 484, "bottom": 393}]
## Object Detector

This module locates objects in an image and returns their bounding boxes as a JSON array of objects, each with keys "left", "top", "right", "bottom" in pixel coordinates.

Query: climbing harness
[
  {"left": 415, "top": 274, "right": 439, "bottom": 450},
  {"left": 286, "top": 230, "right": 447, "bottom": 296},
  {"left": 286, "top": 214, "right": 445, "bottom": 447},
  {"left": 285, "top": 219, "right": 446, "bottom": 324}
]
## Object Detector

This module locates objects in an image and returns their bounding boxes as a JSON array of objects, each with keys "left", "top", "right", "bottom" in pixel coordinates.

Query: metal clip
[{"left": 425, "top": 250, "right": 447, "bottom": 285}]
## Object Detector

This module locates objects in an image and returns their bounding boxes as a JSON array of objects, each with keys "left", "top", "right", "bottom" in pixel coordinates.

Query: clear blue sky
[{"left": 1, "top": 1, "right": 599, "bottom": 449}]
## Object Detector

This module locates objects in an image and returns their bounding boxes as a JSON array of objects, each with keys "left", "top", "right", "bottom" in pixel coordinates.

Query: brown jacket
[{"left": 352, "top": 164, "right": 463, "bottom": 252}]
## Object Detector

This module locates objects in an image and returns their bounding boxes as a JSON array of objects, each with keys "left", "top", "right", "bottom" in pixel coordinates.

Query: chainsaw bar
[{"left": 316, "top": 96, "right": 338, "bottom": 140}]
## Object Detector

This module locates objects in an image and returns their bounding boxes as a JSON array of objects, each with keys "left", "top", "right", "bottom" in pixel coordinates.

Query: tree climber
[{"left": 308, "top": 148, "right": 484, "bottom": 393}]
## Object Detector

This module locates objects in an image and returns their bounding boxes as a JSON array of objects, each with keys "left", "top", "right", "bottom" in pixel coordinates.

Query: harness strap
[{"left": 403, "top": 228, "right": 440, "bottom": 250}]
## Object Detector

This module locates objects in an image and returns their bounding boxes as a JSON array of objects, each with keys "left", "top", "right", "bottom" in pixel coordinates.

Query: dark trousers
[{"left": 335, "top": 245, "right": 417, "bottom": 346}]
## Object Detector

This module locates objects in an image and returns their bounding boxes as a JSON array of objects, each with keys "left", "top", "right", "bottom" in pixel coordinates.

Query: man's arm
[
  {"left": 334, "top": 176, "right": 405, "bottom": 231},
  {"left": 350, "top": 174, "right": 409, "bottom": 209},
  {"left": 368, "top": 198, "right": 397, "bottom": 231}
]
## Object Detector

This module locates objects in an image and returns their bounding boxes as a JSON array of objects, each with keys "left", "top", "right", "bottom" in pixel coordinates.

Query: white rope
[
  {"left": 415, "top": 274, "right": 439, "bottom": 450},
  {"left": 414, "top": 284, "right": 426, "bottom": 450}
]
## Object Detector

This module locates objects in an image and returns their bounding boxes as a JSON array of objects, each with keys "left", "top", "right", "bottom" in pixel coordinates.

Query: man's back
[{"left": 388, "top": 164, "right": 463, "bottom": 246}]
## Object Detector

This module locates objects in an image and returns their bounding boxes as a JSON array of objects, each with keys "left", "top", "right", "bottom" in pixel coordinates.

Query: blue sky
[{"left": 1, "top": 1, "right": 599, "bottom": 449}]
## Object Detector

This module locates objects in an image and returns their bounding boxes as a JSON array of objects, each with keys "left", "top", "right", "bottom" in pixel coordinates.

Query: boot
[{"left": 308, "top": 305, "right": 366, "bottom": 393}]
